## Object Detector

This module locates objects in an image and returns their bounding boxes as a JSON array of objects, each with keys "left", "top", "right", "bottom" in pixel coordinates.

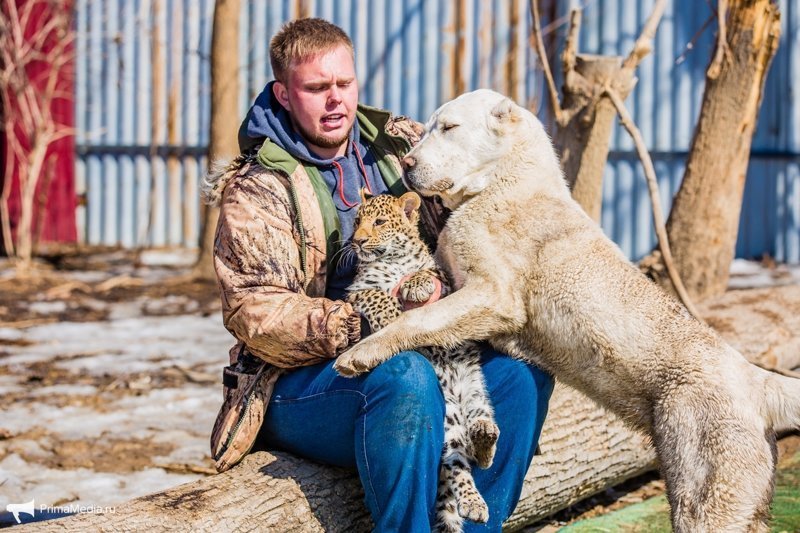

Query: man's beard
[{"left": 292, "top": 117, "right": 351, "bottom": 150}]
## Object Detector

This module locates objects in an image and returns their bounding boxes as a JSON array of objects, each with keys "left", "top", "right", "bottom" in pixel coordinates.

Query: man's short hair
[{"left": 270, "top": 18, "right": 354, "bottom": 84}]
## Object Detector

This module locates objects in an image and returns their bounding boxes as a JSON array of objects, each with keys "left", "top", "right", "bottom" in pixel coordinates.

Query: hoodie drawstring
[{"left": 331, "top": 142, "right": 373, "bottom": 208}]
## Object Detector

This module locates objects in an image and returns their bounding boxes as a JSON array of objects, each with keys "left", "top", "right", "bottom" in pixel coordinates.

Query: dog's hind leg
[
  {"left": 655, "top": 403, "right": 776, "bottom": 533},
  {"left": 745, "top": 432, "right": 777, "bottom": 533}
]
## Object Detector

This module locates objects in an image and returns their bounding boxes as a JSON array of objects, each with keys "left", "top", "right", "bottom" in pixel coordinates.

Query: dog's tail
[{"left": 763, "top": 371, "right": 800, "bottom": 432}]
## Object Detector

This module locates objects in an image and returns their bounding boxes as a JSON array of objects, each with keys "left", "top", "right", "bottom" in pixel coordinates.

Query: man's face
[{"left": 273, "top": 45, "right": 358, "bottom": 158}]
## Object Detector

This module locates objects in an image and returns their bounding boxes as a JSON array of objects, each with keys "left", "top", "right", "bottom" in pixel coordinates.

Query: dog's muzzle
[{"left": 405, "top": 167, "right": 453, "bottom": 195}]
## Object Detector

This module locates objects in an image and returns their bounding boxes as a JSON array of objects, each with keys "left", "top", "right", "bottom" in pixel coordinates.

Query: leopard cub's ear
[
  {"left": 399, "top": 191, "right": 421, "bottom": 221},
  {"left": 359, "top": 187, "right": 374, "bottom": 205}
]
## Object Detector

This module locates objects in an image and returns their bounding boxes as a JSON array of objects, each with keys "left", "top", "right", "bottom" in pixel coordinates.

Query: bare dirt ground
[
  {"left": 0, "top": 246, "right": 799, "bottom": 528},
  {"left": 0, "top": 247, "right": 227, "bottom": 516}
]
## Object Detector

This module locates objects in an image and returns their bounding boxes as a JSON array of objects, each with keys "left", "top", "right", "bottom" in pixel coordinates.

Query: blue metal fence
[{"left": 74, "top": 0, "right": 800, "bottom": 263}]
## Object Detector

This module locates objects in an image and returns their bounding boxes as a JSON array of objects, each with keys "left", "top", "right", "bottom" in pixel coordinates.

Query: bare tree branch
[
  {"left": 529, "top": 0, "right": 563, "bottom": 122},
  {"left": 1, "top": 113, "right": 15, "bottom": 255},
  {"left": 562, "top": 9, "right": 581, "bottom": 76},
  {"left": 0, "top": 0, "right": 75, "bottom": 263},
  {"left": 675, "top": 13, "right": 716, "bottom": 66},
  {"left": 707, "top": 0, "right": 731, "bottom": 79},
  {"left": 604, "top": 87, "right": 703, "bottom": 322},
  {"left": 621, "top": 0, "right": 668, "bottom": 70},
  {"left": 555, "top": 9, "right": 592, "bottom": 126}
]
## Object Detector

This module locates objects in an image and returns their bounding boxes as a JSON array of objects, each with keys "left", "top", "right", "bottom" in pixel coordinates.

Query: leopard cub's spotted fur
[{"left": 346, "top": 191, "right": 499, "bottom": 533}]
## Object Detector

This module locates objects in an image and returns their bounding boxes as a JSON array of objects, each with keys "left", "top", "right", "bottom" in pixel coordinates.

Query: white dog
[{"left": 334, "top": 89, "right": 800, "bottom": 532}]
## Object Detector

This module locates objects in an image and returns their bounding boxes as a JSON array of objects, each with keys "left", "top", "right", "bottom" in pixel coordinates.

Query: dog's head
[{"left": 403, "top": 89, "right": 554, "bottom": 209}]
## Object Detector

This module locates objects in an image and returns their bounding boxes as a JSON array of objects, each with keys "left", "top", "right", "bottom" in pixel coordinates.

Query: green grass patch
[
  {"left": 771, "top": 448, "right": 800, "bottom": 533},
  {"left": 559, "top": 495, "right": 671, "bottom": 533}
]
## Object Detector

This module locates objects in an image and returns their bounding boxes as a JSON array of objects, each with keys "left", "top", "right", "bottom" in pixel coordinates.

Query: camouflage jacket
[{"left": 205, "top": 104, "right": 446, "bottom": 472}]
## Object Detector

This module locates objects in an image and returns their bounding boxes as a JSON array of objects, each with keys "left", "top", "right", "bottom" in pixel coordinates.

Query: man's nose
[
  {"left": 402, "top": 155, "right": 416, "bottom": 170},
  {"left": 327, "top": 85, "right": 342, "bottom": 104}
]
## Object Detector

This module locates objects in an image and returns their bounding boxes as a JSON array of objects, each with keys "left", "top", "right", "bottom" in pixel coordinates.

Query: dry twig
[
  {"left": 94, "top": 275, "right": 146, "bottom": 293},
  {"left": 621, "top": 0, "right": 669, "bottom": 70},
  {"left": 603, "top": 87, "right": 703, "bottom": 322},
  {"left": 0, "top": 317, "right": 58, "bottom": 329},
  {"left": 529, "top": 0, "right": 563, "bottom": 122},
  {"left": 562, "top": 9, "right": 581, "bottom": 75},
  {"left": 44, "top": 280, "right": 93, "bottom": 300}
]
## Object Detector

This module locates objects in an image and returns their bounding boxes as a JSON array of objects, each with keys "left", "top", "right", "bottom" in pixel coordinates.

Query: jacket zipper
[
  {"left": 215, "top": 367, "right": 263, "bottom": 461},
  {"left": 285, "top": 174, "right": 308, "bottom": 283}
]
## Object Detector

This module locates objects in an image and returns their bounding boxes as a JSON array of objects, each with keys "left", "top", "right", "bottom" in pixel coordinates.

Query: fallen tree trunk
[
  {"left": 699, "top": 284, "right": 800, "bottom": 371},
  {"left": 25, "top": 284, "right": 800, "bottom": 532},
  {"left": 22, "top": 387, "right": 654, "bottom": 533}
]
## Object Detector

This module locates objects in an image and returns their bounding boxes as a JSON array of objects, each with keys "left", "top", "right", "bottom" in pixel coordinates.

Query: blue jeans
[{"left": 258, "top": 349, "right": 554, "bottom": 532}]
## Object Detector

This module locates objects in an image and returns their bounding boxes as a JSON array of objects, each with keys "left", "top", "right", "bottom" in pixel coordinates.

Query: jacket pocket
[{"left": 209, "top": 361, "right": 278, "bottom": 473}]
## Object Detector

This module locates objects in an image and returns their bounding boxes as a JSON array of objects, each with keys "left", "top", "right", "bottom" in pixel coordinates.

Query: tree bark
[
  {"left": 543, "top": 2, "right": 666, "bottom": 223},
  {"left": 699, "top": 284, "right": 800, "bottom": 371},
  {"left": 24, "top": 284, "right": 799, "bottom": 532},
  {"left": 193, "top": 0, "right": 241, "bottom": 280},
  {"left": 556, "top": 55, "right": 636, "bottom": 222},
  {"left": 648, "top": 0, "right": 781, "bottom": 300}
]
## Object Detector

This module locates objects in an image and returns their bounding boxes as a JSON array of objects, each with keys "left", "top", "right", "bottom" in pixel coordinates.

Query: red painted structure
[{"left": 0, "top": 0, "right": 76, "bottom": 255}]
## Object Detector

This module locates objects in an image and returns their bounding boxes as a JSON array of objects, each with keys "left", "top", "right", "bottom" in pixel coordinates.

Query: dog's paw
[
  {"left": 458, "top": 492, "right": 489, "bottom": 523},
  {"left": 470, "top": 419, "right": 499, "bottom": 469},
  {"left": 334, "top": 343, "right": 384, "bottom": 377},
  {"left": 400, "top": 272, "right": 437, "bottom": 303}
]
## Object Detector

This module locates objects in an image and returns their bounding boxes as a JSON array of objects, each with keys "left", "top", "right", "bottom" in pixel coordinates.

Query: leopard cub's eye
[{"left": 374, "top": 218, "right": 387, "bottom": 227}]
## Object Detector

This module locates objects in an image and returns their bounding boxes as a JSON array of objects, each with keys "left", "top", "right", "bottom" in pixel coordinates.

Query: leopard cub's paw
[
  {"left": 470, "top": 419, "right": 500, "bottom": 469},
  {"left": 458, "top": 491, "right": 489, "bottom": 523},
  {"left": 400, "top": 273, "right": 437, "bottom": 302}
]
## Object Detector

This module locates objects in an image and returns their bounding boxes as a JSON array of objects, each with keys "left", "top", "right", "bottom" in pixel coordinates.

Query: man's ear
[
  {"left": 399, "top": 191, "right": 421, "bottom": 221},
  {"left": 489, "top": 97, "right": 520, "bottom": 129},
  {"left": 273, "top": 81, "right": 290, "bottom": 110}
]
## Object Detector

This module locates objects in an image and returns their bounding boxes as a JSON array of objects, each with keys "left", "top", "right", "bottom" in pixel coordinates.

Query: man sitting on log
[{"left": 204, "top": 17, "right": 554, "bottom": 532}]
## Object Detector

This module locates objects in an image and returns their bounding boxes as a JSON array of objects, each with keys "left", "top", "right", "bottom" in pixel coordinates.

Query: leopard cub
[{"left": 346, "top": 191, "right": 499, "bottom": 533}]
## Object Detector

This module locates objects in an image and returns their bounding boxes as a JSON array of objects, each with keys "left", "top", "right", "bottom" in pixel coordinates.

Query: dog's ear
[
  {"left": 399, "top": 191, "right": 421, "bottom": 222},
  {"left": 490, "top": 97, "right": 520, "bottom": 126}
]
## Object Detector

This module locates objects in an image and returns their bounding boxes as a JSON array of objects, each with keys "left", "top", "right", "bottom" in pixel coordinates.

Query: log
[
  {"left": 699, "top": 284, "right": 800, "bottom": 371},
  {"left": 21, "top": 388, "right": 653, "bottom": 533},
  {"left": 23, "top": 285, "right": 800, "bottom": 532}
]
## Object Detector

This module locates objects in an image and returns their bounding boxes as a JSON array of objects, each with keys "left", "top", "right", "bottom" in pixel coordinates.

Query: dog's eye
[{"left": 441, "top": 123, "right": 458, "bottom": 132}]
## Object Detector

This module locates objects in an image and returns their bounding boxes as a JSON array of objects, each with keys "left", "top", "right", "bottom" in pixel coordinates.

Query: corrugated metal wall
[
  {"left": 75, "top": 0, "right": 214, "bottom": 247},
  {"left": 75, "top": 0, "right": 800, "bottom": 263}
]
